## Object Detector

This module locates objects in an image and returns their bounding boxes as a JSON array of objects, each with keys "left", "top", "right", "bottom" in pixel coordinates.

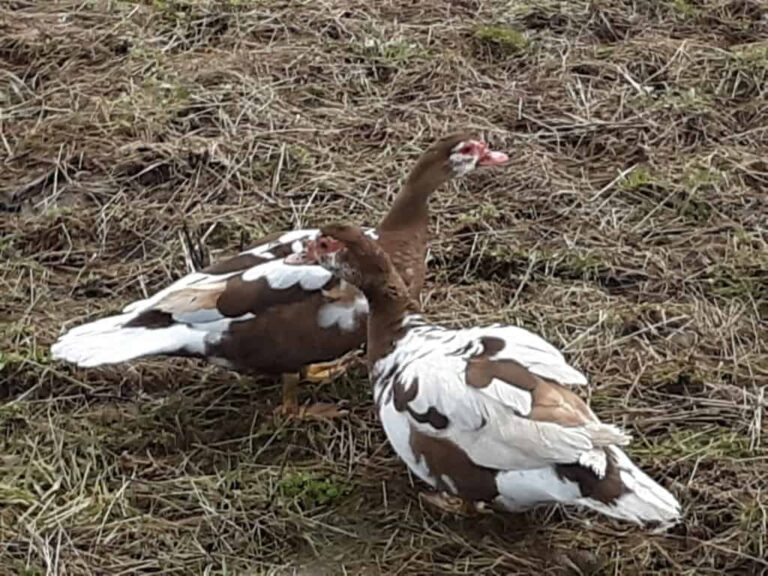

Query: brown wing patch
[
  {"left": 556, "top": 450, "right": 627, "bottom": 504},
  {"left": 466, "top": 336, "right": 534, "bottom": 389},
  {"left": 408, "top": 407, "right": 449, "bottom": 430},
  {"left": 529, "top": 380, "right": 594, "bottom": 426},
  {"left": 392, "top": 376, "right": 450, "bottom": 429},
  {"left": 410, "top": 428, "right": 498, "bottom": 501},
  {"left": 393, "top": 375, "right": 418, "bottom": 411},
  {"left": 466, "top": 337, "right": 594, "bottom": 427},
  {"left": 155, "top": 285, "right": 225, "bottom": 315},
  {"left": 208, "top": 291, "right": 367, "bottom": 374},
  {"left": 216, "top": 275, "right": 334, "bottom": 317}
]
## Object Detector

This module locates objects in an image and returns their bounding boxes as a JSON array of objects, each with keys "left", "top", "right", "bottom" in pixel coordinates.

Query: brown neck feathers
[
  {"left": 363, "top": 272, "right": 419, "bottom": 366},
  {"left": 378, "top": 153, "right": 450, "bottom": 232}
]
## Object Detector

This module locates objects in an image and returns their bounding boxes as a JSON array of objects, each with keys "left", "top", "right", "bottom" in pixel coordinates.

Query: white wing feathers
[
  {"left": 123, "top": 229, "right": 324, "bottom": 317},
  {"left": 386, "top": 324, "right": 626, "bottom": 472},
  {"left": 241, "top": 258, "right": 330, "bottom": 289},
  {"left": 121, "top": 227, "right": 377, "bottom": 317},
  {"left": 468, "top": 325, "right": 588, "bottom": 385}
]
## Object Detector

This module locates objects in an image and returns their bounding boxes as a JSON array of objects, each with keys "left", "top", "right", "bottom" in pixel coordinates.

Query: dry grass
[{"left": 2, "top": 0, "right": 767, "bottom": 574}]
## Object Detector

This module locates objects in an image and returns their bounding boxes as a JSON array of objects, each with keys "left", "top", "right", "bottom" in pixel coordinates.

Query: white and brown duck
[
  {"left": 289, "top": 223, "right": 682, "bottom": 526},
  {"left": 51, "top": 133, "right": 509, "bottom": 417}
]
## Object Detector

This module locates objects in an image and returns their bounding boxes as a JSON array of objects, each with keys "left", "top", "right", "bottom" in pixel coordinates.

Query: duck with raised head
[
  {"left": 51, "top": 133, "right": 508, "bottom": 418},
  {"left": 287, "top": 223, "right": 682, "bottom": 526}
]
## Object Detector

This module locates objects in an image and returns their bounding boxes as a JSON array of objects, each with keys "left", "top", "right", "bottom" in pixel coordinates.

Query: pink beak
[{"left": 477, "top": 143, "right": 509, "bottom": 166}]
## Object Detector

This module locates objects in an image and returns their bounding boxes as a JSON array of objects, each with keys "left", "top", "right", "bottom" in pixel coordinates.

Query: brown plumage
[
  {"left": 293, "top": 223, "right": 681, "bottom": 526},
  {"left": 51, "top": 133, "right": 509, "bottom": 418}
]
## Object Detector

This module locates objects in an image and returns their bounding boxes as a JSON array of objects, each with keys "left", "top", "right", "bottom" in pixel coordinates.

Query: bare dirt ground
[{"left": 2, "top": 1, "right": 767, "bottom": 574}]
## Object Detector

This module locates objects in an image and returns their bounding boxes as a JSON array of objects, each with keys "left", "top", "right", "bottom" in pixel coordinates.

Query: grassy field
[{"left": 2, "top": 0, "right": 767, "bottom": 574}]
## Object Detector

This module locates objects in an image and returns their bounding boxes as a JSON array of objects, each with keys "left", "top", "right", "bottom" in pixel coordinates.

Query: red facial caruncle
[
  {"left": 454, "top": 140, "right": 509, "bottom": 167},
  {"left": 284, "top": 235, "right": 345, "bottom": 266}
]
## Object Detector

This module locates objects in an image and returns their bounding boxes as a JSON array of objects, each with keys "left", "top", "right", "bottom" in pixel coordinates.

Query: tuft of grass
[
  {"left": 619, "top": 166, "right": 655, "bottom": 191},
  {"left": 731, "top": 42, "right": 768, "bottom": 70},
  {"left": 682, "top": 164, "right": 725, "bottom": 191},
  {"left": 637, "top": 86, "right": 712, "bottom": 115},
  {"left": 0, "top": 483, "right": 37, "bottom": 506},
  {"left": 676, "top": 193, "right": 713, "bottom": 223},
  {"left": 286, "top": 143, "right": 313, "bottom": 168},
  {"left": 359, "top": 37, "right": 429, "bottom": 64},
  {"left": 636, "top": 428, "right": 755, "bottom": 460},
  {"left": 669, "top": 0, "right": 698, "bottom": 18},
  {"left": 277, "top": 471, "right": 351, "bottom": 510},
  {"left": 739, "top": 498, "right": 767, "bottom": 557},
  {"left": 455, "top": 202, "right": 503, "bottom": 227},
  {"left": 557, "top": 251, "right": 607, "bottom": 279},
  {"left": 705, "top": 264, "right": 767, "bottom": 302},
  {"left": 473, "top": 25, "right": 529, "bottom": 55},
  {"left": 0, "top": 347, "right": 50, "bottom": 372}
]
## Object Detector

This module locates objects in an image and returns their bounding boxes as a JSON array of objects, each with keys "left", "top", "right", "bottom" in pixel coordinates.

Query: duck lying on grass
[
  {"left": 287, "top": 223, "right": 682, "bottom": 527},
  {"left": 51, "top": 133, "right": 508, "bottom": 418}
]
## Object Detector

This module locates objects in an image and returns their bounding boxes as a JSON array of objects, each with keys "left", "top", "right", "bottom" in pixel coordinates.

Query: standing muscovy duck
[
  {"left": 287, "top": 224, "right": 682, "bottom": 526},
  {"left": 51, "top": 133, "right": 509, "bottom": 417}
]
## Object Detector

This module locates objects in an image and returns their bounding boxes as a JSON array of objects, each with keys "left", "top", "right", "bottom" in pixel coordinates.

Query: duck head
[
  {"left": 445, "top": 135, "right": 509, "bottom": 177},
  {"left": 286, "top": 224, "right": 392, "bottom": 293}
]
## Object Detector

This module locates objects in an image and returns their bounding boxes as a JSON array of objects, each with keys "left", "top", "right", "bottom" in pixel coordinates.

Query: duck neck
[
  {"left": 378, "top": 157, "right": 449, "bottom": 233},
  {"left": 377, "top": 157, "right": 450, "bottom": 298},
  {"left": 362, "top": 276, "right": 419, "bottom": 368}
]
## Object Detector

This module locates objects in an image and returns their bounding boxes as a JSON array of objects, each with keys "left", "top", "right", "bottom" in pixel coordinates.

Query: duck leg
[
  {"left": 279, "top": 372, "right": 302, "bottom": 416},
  {"left": 275, "top": 371, "right": 347, "bottom": 420},
  {"left": 302, "top": 358, "right": 348, "bottom": 382},
  {"left": 303, "top": 348, "right": 365, "bottom": 382},
  {"left": 419, "top": 491, "right": 492, "bottom": 517}
]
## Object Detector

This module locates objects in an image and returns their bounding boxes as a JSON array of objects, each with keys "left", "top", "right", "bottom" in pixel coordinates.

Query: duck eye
[
  {"left": 458, "top": 143, "right": 474, "bottom": 155},
  {"left": 318, "top": 238, "right": 328, "bottom": 250}
]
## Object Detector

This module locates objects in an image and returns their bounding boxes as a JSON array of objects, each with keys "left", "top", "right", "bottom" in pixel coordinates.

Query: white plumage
[
  {"left": 240, "top": 257, "right": 331, "bottom": 288},
  {"left": 317, "top": 293, "right": 370, "bottom": 332},
  {"left": 51, "top": 317, "right": 205, "bottom": 368},
  {"left": 373, "top": 317, "right": 681, "bottom": 527}
]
